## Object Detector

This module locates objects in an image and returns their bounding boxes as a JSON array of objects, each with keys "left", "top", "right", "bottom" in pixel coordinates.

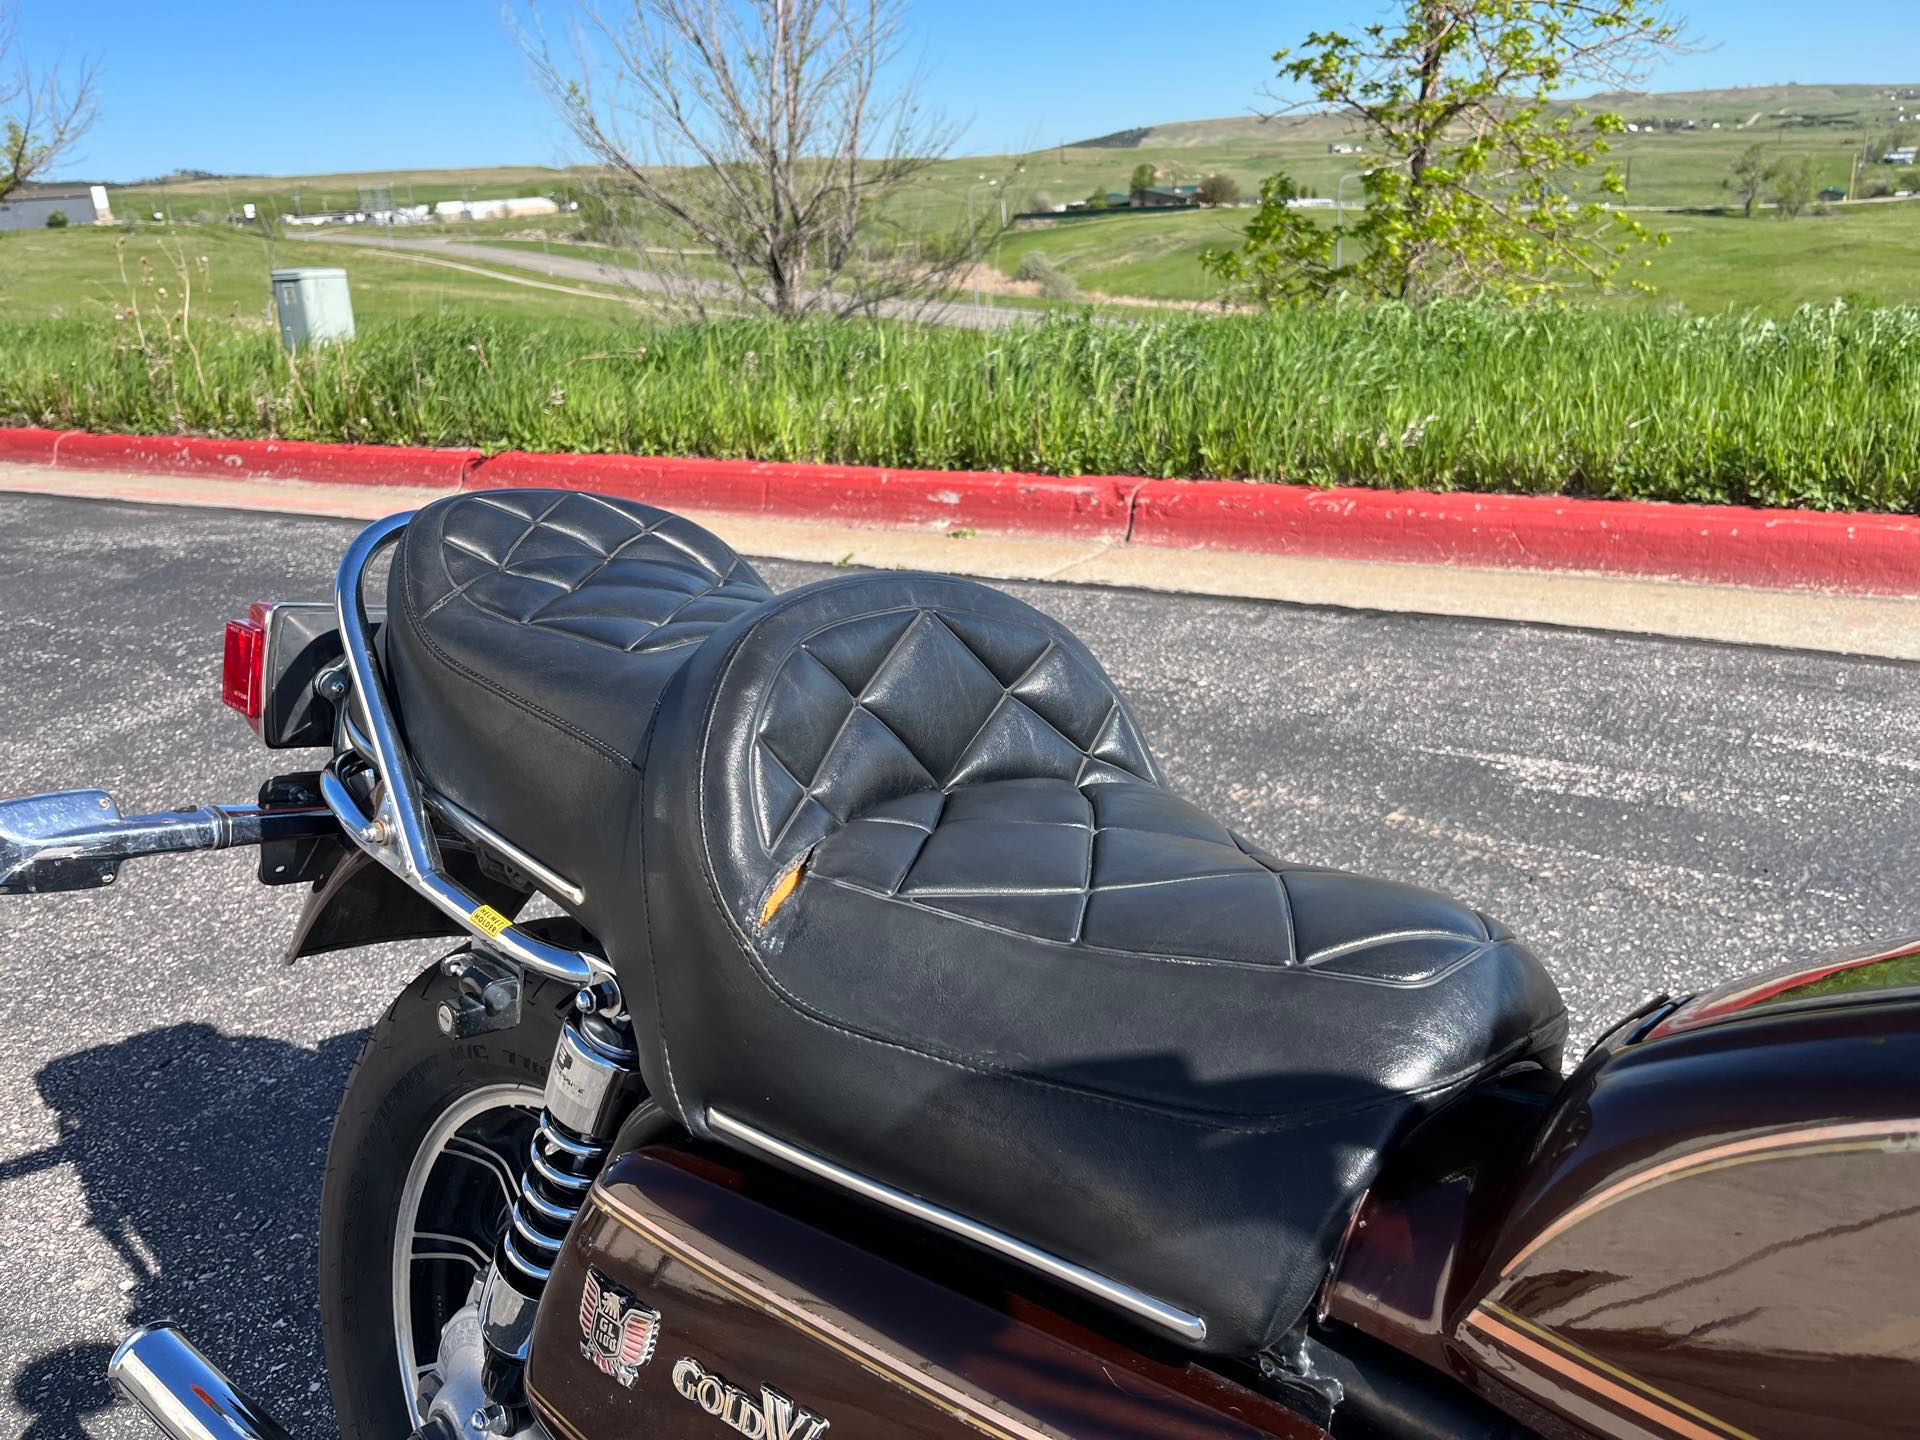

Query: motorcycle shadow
[{"left": 8, "top": 1022, "right": 367, "bottom": 1438}]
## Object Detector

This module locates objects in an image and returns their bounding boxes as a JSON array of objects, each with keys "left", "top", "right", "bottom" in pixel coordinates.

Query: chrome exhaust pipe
[{"left": 108, "top": 1324, "right": 298, "bottom": 1440}]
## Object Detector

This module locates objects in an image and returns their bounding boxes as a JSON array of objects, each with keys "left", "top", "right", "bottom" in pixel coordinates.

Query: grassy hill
[
  {"left": 1073, "top": 82, "right": 1919, "bottom": 146},
  {"left": 22, "top": 81, "right": 1920, "bottom": 320}
]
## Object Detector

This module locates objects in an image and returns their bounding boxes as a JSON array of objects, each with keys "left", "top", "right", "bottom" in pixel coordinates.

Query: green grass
[
  {"left": 1603, "top": 204, "right": 1920, "bottom": 312},
  {"left": 58, "top": 80, "right": 1918, "bottom": 322},
  {"left": 0, "top": 223, "right": 650, "bottom": 328},
  {"left": 1, "top": 304, "right": 1914, "bottom": 512},
  {"left": 985, "top": 195, "right": 1920, "bottom": 314}
]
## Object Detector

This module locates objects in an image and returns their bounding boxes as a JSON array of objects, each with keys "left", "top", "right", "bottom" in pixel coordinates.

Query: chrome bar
[
  {"left": 706, "top": 1108, "right": 1210, "bottom": 1344},
  {"left": 328, "top": 513, "right": 604, "bottom": 987},
  {"left": 429, "top": 790, "right": 586, "bottom": 906},
  {"left": 108, "top": 1324, "right": 298, "bottom": 1440},
  {"left": 0, "top": 789, "right": 336, "bottom": 896}
]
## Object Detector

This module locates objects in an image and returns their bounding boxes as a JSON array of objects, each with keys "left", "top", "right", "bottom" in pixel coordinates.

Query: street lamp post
[{"left": 966, "top": 180, "right": 998, "bottom": 312}]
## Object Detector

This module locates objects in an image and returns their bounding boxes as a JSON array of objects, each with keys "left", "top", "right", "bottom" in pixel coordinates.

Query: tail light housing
[{"left": 221, "top": 601, "right": 272, "bottom": 733}]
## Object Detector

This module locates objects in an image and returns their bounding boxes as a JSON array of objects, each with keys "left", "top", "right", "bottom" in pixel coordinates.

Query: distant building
[
  {"left": 434, "top": 195, "right": 561, "bottom": 222},
  {"left": 1818, "top": 187, "right": 1848, "bottom": 202},
  {"left": 1883, "top": 147, "right": 1918, "bottom": 165},
  {"left": 0, "top": 182, "right": 113, "bottom": 231},
  {"left": 1328, "top": 143, "right": 1365, "bottom": 155},
  {"left": 1131, "top": 185, "right": 1200, "bottom": 209}
]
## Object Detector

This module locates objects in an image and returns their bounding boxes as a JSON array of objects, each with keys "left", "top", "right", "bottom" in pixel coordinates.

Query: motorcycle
[{"left": 4, "top": 486, "right": 1915, "bottom": 1440}]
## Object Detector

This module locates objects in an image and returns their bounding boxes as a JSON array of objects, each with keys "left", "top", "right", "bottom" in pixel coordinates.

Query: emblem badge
[
  {"left": 673, "top": 1356, "right": 830, "bottom": 1439},
  {"left": 578, "top": 1267, "right": 661, "bottom": 1387}
]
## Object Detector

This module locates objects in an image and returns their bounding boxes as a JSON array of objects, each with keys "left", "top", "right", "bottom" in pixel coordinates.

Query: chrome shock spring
[
  {"left": 498, "top": 1112, "right": 607, "bottom": 1288},
  {"left": 484, "top": 999, "right": 644, "bottom": 1351}
]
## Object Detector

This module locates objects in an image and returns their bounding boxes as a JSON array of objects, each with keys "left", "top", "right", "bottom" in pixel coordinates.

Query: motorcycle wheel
[{"left": 318, "top": 959, "right": 571, "bottom": 1439}]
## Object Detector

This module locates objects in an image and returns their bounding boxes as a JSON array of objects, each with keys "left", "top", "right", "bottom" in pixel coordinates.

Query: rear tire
[{"left": 318, "top": 961, "right": 570, "bottom": 1439}]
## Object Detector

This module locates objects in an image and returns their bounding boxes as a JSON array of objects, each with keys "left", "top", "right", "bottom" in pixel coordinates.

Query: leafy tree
[
  {"left": 0, "top": 1, "right": 99, "bottom": 202},
  {"left": 43, "top": 207, "right": 65, "bottom": 226},
  {"left": 1726, "top": 143, "right": 1768, "bottom": 218},
  {"left": 1084, "top": 186, "right": 1110, "bottom": 210},
  {"left": 1766, "top": 154, "right": 1817, "bottom": 219},
  {"left": 1196, "top": 172, "right": 1241, "bottom": 206},
  {"left": 1129, "top": 162, "right": 1158, "bottom": 197},
  {"left": 1204, "top": 0, "right": 1686, "bottom": 304}
]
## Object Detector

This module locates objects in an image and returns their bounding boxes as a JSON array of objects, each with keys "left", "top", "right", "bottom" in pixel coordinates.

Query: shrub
[
  {"left": 1013, "top": 252, "right": 1056, "bottom": 283},
  {"left": 1014, "top": 251, "right": 1082, "bottom": 299},
  {"left": 44, "top": 210, "right": 68, "bottom": 228},
  {"left": 1197, "top": 173, "right": 1241, "bottom": 206}
]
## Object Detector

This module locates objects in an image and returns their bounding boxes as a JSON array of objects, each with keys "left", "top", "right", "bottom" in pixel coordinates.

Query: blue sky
[{"left": 23, "top": 1, "right": 1920, "bottom": 181}]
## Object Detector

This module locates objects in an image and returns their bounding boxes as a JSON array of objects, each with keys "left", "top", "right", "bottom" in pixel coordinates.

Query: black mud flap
[{"left": 282, "top": 833, "right": 531, "bottom": 962}]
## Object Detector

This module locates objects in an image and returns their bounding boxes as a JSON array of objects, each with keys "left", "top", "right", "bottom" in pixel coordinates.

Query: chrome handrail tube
[{"left": 327, "top": 513, "right": 605, "bottom": 987}]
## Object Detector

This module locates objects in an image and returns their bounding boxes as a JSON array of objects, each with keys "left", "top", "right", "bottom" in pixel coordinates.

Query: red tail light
[{"left": 221, "top": 601, "right": 270, "bottom": 732}]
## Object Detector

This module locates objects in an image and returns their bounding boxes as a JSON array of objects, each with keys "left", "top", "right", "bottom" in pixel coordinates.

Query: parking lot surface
[{"left": 1, "top": 493, "right": 1915, "bottom": 1436}]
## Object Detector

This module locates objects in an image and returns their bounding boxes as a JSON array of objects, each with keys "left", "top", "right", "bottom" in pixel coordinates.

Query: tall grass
[{"left": 2, "top": 301, "right": 1915, "bottom": 511}]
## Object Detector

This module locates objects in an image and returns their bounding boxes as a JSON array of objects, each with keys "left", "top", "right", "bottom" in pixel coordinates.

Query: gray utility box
[{"left": 271, "top": 267, "right": 355, "bottom": 349}]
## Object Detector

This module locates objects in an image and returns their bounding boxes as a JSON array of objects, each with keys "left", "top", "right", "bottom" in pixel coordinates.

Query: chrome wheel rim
[{"left": 391, "top": 1082, "right": 543, "bottom": 1428}]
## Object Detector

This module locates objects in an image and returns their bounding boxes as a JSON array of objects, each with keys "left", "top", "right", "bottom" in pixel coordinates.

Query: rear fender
[{"left": 285, "top": 845, "right": 530, "bottom": 960}]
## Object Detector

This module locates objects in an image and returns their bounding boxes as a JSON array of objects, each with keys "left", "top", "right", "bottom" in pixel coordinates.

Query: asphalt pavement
[{"left": 1, "top": 492, "right": 1916, "bottom": 1436}]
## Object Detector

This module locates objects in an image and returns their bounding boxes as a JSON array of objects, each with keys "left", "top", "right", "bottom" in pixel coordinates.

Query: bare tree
[
  {"left": 0, "top": 2, "right": 99, "bottom": 202},
  {"left": 522, "top": 0, "right": 975, "bottom": 320}
]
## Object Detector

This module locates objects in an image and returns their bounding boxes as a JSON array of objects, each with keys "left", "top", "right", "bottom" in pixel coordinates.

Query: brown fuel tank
[
  {"left": 1327, "top": 939, "right": 1920, "bottom": 1440},
  {"left": 525, "top": 1146, "right": 1329, "bottom": 1440}
]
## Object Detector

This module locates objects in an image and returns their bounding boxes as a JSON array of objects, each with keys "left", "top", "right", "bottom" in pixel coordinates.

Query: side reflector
[{"left": 221, "top": 602, "right": 270, "bottom": 732}]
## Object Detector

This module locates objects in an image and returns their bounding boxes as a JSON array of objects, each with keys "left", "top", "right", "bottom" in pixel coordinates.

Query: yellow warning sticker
[{"left": 470, "top": 904, "right": 513, "bottom": 939}]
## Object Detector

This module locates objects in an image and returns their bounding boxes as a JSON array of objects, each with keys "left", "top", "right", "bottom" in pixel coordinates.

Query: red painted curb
[
  {"left": 471, "top": 451, "right": 1135, "bottom": 541},
  {"left": 0, "top": 427, "right": 70, "bottom": 465},
  {"left": 1130, "top": 480, "right": 1920, "bottom": 596},
  {"left": 47, "top": 431, "right": 482, "bottom": 487},
  {"left": 3, "top": 427, "right": 1914, "bottom": 594}
]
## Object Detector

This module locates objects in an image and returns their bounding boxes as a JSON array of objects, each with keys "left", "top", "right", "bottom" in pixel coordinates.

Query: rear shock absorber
[{"left": 480, "top": 991, "right": 644, "bottom": 1373}]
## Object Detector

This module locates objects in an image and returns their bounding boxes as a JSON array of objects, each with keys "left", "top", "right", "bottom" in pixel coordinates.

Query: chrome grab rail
[{"left": 326, "top": 513, "right": 605, "bottom": 987}]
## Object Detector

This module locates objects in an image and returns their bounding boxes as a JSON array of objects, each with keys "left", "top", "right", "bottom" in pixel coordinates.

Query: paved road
[
  {"left": 1, "top": 493, "right": 1916, "bottom": 1436},
  {"left": 312, "top": 232, "right": 1036, "bottom": 331}
]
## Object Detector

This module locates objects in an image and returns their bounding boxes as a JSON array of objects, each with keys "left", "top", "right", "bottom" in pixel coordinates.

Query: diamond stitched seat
[
  {"left": 634, "top": 568, "right": 1568, "bottom": 1357},
  {"left": 429, "top": 489, "right": 769, "bottom": 654},
  {"left": 386, "top": 501, "right": 1566, "bottom": 1357},
  {"left": 385, "top": 489, "right": 775, "bottom": 908},
  {"left": 750, "top": 605, "right": 1157, "bottom": 859}
]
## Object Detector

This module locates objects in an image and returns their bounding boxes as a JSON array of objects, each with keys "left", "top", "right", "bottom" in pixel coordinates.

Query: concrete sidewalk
[{"left": 0, "top": 460, "right": 1913, "bottom": 661}]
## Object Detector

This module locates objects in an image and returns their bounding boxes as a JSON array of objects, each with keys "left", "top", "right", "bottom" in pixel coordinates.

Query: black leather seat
[
  {"left": 387, "top": 490, "right": 1568, "bottom": 1358},
  {"left": 386, "top": 488, "right": 775, "bottom": 895}
]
